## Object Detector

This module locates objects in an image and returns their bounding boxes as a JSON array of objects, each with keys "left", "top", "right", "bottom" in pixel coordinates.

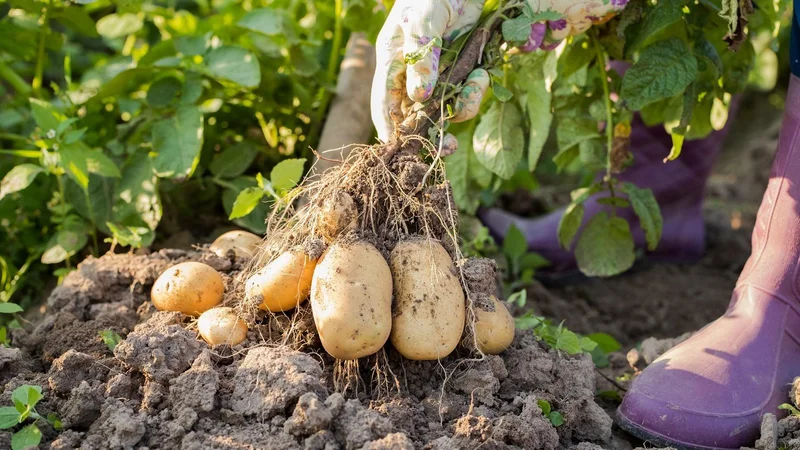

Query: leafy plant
[
  {"left": 0, "top": 0, "right": 385, "bottom": 314},
  {"left": 0, "top": 385, "right": 61, "bottom": 450},
  {"left": 445, "top": 0, "right": 791, "bottom": 277},
  {"left": 779, "top": 403, "right": 800, "bottom": 417},
  {"left": 501, "top": 224, "right": 549, "bottom": 294},
  {"left": 516, "top": 311, "right": 598, "bottom": 355},
  {"left": 98, "top": 329, "right": 122, "bottom": 352},
  {"left": 537, "top": 399, "right": 565, "bottom": 427}
]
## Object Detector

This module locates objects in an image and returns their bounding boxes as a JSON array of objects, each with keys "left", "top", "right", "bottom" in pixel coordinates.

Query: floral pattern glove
[{"left": 371, "top": 0, "right": 628, "bottom": 148}]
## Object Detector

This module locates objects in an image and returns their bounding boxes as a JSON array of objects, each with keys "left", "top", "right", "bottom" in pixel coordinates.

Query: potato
[
  {"left": 310, "top": 240, "right": 392, "bottom": 360},
  {"left": 472, "top": 295, "right": 515, "bottom": 355},
  {"left": 151, "top": 262, "right": 224, "bottom": 316},
  {"left": 246, "top": 250, "right": 317, "bottom": 312},
  {"left": 209, "top": 230, "right": 261, "bottom": 258},
  {"left": 318, "top": 192, "right": 357, "bottom": 241},
  {"left": 390, "top": 238, "right": 465, "bottom": 360},
  {"left": 197, "top": 307, "right": 248, "bottom": 346}
]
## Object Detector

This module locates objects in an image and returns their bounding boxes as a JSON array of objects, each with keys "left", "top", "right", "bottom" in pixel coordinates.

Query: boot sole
[{"left": 616, "top": 410, "right": 740, "bottom": 450}]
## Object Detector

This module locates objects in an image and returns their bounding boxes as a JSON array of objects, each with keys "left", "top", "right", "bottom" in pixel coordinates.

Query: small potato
[
  {"left": 246, "top": 250, "right": 317, "bottom": 312},
  {"left": 151, "top": 262, "right": 224, "bottom": 316},
  {"left": 390, "top": 238, "right": 465, "bottom": 360},
  {"left": 472, "top": 295, "right": 515, "bottom": 355},
  {"left": 209, "top": 230, "right": 262, "bottom": 258},
  {"left": 318, "top": 192, "right": 357, "bottom": 241},
  {"left": 198, "top": 307, "right": 248, "bottom": 346},
  {"left": 311, "top": 240, "right": 392, "bottom": 360}
]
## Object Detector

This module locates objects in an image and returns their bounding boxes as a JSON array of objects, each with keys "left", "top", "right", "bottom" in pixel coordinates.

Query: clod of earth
[{"left": 3, "top": 251, "right": 625, "bottom": 449}]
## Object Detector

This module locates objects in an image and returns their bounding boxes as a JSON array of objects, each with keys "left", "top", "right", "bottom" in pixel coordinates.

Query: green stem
[
  {"left": 83, "top": 189, "right": 99, "bottom": 256},
  {"left": 592, "top": 36, "right": 614, "bottom": 177},
  {"left": 56, "top": 174, "right": 71, "bottom": 269},
  {"left": 32, "top": 0, "right": 51, "bottom": 96},
  {"left": 0, "top": 61, "right": 31, "bottom": 95},
  {"left": 306, "top": 0, "right": 344, "bottom": 153}
]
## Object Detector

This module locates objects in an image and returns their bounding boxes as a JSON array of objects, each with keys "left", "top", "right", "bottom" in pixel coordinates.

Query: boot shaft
[{"left": 738, "top": 75, "right": 800, "bottom": 297}]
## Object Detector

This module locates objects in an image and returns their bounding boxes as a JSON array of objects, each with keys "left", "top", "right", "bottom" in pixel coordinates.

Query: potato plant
[{"left": 0, "top": 0, "right": 385, "bottom": 313}]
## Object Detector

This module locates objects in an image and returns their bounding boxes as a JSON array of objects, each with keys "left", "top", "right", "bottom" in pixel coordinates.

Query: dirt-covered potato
[
  {"left": 310, "top": 240, "right": 392, "bottom": 360},
  {"left": 209, "top": 230, "right": 261, "bottom": 258},
  {"left": 318, "top": 192, "right": 357, "bottom": 241},
  {"left": 197, "top": 307, "right": 248, "bottom": 346},
  {"left": 472, "top": 295, "right": 515, "bottom": 355},
  {"left": 390, "top": 238, "right": 465, "bottom": 360},
  {"left": 151, "top": 262, "right": 224, "bottom": 316},
  {"left": 246, "top": 250, "right": 317, "bottom": 312}
]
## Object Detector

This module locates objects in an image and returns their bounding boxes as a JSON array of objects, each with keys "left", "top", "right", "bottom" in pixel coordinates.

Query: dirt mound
[{"left": 4, "top": 250, "right": 616, "bottom": 450}]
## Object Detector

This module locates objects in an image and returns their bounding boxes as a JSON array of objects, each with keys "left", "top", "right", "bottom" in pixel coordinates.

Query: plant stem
[
  {"left": 56, "top": 174, "right": 71, "bottom": 269},
  {"left": 0, "top": 61, "right": 32, "bottom": 96},
  {"left": 83, "top": 188, "right": 100, "bottom": 256},
  {"left": 306, "top": 0, "right": 344, "bottom": 154},
  {"left": 592, "top": 32, "right": 617, "bottom": 203},
  {"left": 32, "top": 0, "right": 51, "bottom": 96}
]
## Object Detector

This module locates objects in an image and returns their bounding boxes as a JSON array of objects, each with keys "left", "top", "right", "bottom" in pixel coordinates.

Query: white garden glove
[{"left": 371, "top": 0, "right": 629, "bottom": 149}]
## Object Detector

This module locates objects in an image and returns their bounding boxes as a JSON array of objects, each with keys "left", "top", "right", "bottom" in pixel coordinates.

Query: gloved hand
[{"left": 371, "top": 0, "right": 628, "bottom": 147}]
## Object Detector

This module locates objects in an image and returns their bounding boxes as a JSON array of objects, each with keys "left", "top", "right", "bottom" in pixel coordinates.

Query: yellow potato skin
[
  {"left": 310, "top": 241, "right": 392, "bottom": 360},
  {"left": 209, "top": 230, "right": 261, "bottom": 258},
  {"left": 474, "top": 296, "right": 515, "bottom": 355},
  {"left": 246, "top": 251, "right": 317, "bottom": 312},
  {"left": 390, "top": 239, "right": 465, "bottom": 360},
  {"left": 318, "top": 192, "right": 357, "bottom": 242},
  {"left": 151, "top": 262, "right": 224, "bottom": 316},
  {"left": 197, "top": 307, "right": 248, "bottom": 346}
]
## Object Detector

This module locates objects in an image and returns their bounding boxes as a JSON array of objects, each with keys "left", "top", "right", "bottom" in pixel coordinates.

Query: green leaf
[
  {"left": 473, "top": 102, "right": 524, "bottom": 179},
  {"left": 525, "top": 79, "right": 551, "bottom": 171},
  {"left": 502, "top": 16, "right": 535, "bottom": 42},
  {"left": 222, "top": 177, "right": 270, "bottom": 233},
  {"left": 556, "top": 117, "right": 599, "bottom": 153},
  {"left": 0, "top": 164, "right": 43, "bottom": 201},
  {"left": 625, "top": 0, "right": 682, "bottom": 53},
  {"left": 114, "top": 153, "right": 162, "bottom": 233},
  {"left": 553, "top": 327, "right": 582, "bottom": 354},
  {"left": 492, "top": 84, "right": 513, "bottom": 102},
  {"left": 557, "top": 37, "right": 593, "bottom": 79},
  {"left": 289, "top": 45, "right": 322, "bottom": 77},
  {"left": 549, "top": 411, "right": 565, "bottom": 427},
  {"left": 0, "top": 303, "right": 23, "bottom": 314},
  {"left": 209, "top": 141, "right": 259, "bottom": 179},
  {"left": 11, "top": 423, "right": 42, "bottom": 450},
  {"left": 229, "top": 187, "right": 265, "bottom": 219},
  {"left": 99, "top": 330, "right": 122, "bottom": 352},
  {"left": 580, "top": 336, "right": 598, "bottom": 352},
  {"left": 29, "top": 98, "right": 64, "bottom": 132},
  {"left": 719, "top": 0, "right": 739, "bottom": 37},
  {"left": 147, "top": 76, "right": 182, "bottom": 108},
  {"left": 205, "top": 47, "right": 261, "bottom": 88},
  {"left": 503, "top": 224, "right": 527, "bottom": 267},
  {"left": 620, "top": 182, "right": 663, "bottom": 251},
  {"left": 86, "top": 150, "right": 122, "bottom": 178},
  {"left": 586, "top": 332, "right": 622, "bottom": 353},
  {"left": 52, "top": 6, "right": 99, "bottom": 37},
  {"left": 537, "top": 399, "right": 551, "bottom": 415},
  {"left": 0, "top": 406, "right": 20, "bottom": 429},
  {"left": 621, "top": 39, "right": 698, "bottom": 111},
  {"left": 575, "top": 212, "right": 635, "bottom": 277},
  {"left": 557, "top": 203, "right": 583, "bottom": 250},
  {"left": 56, "top": 227, "right": 88, "bottom": 254},
  {"left": 96, "top": 13, "right": 143, "bottom": 39},
  {"left": 11, "top": 386, "right": 42, "bottom": 409},
  {"left": 270, "top": 158, "right": 306, "bottom": 192},
  {"left": 237, "top": 8, "right": 290, "bottom": 36},
  {"left": 152, "top": 106, "right": 204, "bottom": 179},
  {"left": 46, "top": 413, "right": 62, "bottom": 431},
  {"left": 175, "top": 36, "right": 208, "bottom": 57}
]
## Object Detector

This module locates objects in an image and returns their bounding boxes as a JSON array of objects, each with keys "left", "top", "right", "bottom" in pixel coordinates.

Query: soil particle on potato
[{"left": 459, "top": 257, "right": 499, "bottom": 295}]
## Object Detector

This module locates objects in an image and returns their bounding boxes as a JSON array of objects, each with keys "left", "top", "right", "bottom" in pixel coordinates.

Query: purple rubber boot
[{"left": 616, "top": 74, "right": 800, "bottom": 450}]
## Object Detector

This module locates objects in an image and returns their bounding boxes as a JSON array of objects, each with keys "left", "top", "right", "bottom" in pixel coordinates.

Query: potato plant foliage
[
  {"left": 445, "top": 0, "right": 790, "bottom": 276},
  {"left": 0, "top": 0, "right": 384, "bottom": 311}
]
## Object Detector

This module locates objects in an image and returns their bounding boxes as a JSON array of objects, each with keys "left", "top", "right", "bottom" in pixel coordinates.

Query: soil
[{"left": 1, "top": 87, "right": 788, "bottom": 449}]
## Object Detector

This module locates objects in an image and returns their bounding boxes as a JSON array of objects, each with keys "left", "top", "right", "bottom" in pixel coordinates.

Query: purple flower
[
  {"left": 611, "top": 0, "right": 629, "bottom": 7},
  {"left": 548, "top": 19, "right": 567, "bottom": 30}
]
